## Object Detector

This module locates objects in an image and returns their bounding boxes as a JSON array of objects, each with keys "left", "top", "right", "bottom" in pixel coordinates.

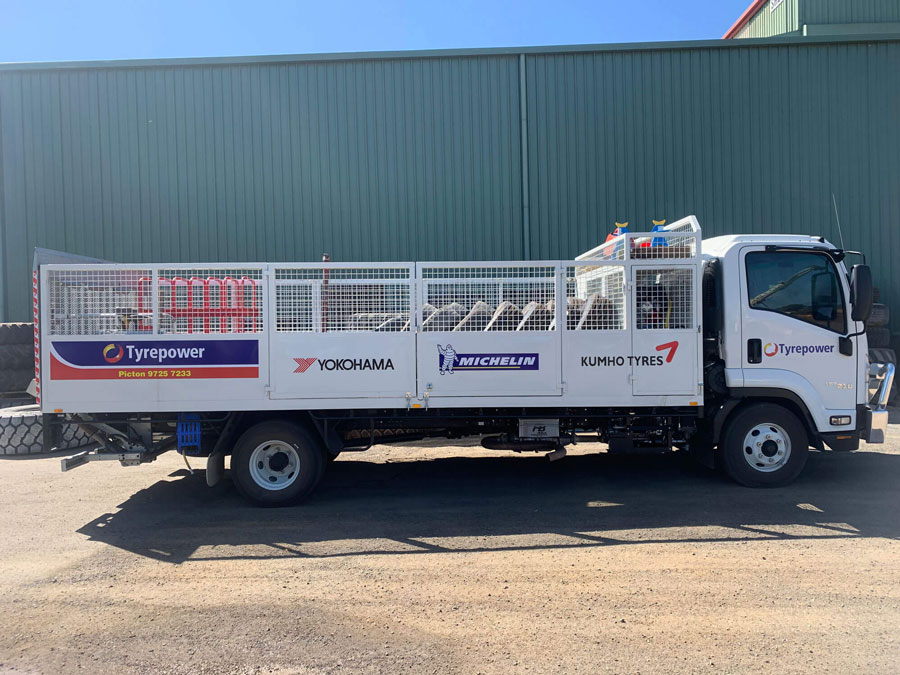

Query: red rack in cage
[{"left": 137, "top": 276, "right": 260, "bottom": 333}]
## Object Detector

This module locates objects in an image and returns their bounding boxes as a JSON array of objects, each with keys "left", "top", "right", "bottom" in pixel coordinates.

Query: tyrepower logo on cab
[
  {"left": 764, "top": 342, "right": 834, "bottom": 358},
  {"left": 581, "top": 341, "right": 679, "bottom": 368},
  {"left": 293, "top": 357, "right": 395, "bottom": 373}
]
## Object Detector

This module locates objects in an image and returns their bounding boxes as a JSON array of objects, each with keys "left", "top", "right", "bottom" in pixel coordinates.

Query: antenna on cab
[{"left": 831, "top": 193, "right": 846, "bottom": 251}]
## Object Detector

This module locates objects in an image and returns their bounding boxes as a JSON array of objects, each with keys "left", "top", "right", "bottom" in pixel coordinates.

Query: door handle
[{"left": 747, "top": 339, "right": 762, "bottom": 364}]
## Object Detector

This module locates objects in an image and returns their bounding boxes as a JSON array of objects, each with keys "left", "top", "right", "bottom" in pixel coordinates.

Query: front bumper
[{"left": 864, "top": 362, "right": 894, "bottom": 444}]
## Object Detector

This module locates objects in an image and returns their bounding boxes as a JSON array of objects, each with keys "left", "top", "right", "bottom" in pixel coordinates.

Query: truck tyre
[
  {"left": 0, "top": 406, "right": 92, "bottom": 455},
  {"left": 720, "top": 403, "right": 809, "bottom": 488},
  {"left": 0, "top": 323, "right": 32, "bottom": 346},
  {"left": 867, "top": 303, "right": 890, "bottom": 328},
  {"left": 867, "top": 326, "right": 891, "bottom": 348},
  {"left": 231, "top": 420, "right": 325, "bottom": 506}
]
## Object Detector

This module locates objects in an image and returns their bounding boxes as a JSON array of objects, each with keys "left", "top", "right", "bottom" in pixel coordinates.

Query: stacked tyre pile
[
  {"left": 0, "top": 323, "right": 34, "bottom": 399},
  {"left": 0, "top": 323, "right": 90, "bottom": 455},
  {"left": 867, "top": 298, "right": 898, "bottom": 406}
]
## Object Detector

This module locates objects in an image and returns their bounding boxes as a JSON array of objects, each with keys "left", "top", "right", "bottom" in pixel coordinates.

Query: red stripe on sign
[{"left": 49, "top": 354, "right": 258, "bottom": 380}]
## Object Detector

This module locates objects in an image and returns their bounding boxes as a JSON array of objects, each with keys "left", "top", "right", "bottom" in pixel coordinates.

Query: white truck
[{"left": 35, "top": 216, "right": 893, "bottom": 505}]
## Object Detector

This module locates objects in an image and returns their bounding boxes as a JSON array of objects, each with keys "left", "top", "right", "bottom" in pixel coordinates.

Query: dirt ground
[{"left": 1, "top": 417, "right": 900, "bottom": 675}]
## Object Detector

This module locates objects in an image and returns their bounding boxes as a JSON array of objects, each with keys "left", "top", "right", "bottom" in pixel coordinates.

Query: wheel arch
[
  {"left": 711, "top": 389, "right": 821, "bottom": 451},
  {"left": 218, "top": 410, "right": 340, "bottom": 456}
]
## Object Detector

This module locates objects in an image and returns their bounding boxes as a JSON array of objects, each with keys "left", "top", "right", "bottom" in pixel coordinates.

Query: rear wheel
[
  {"left": 231, "top": 421, "right": 325, "bottom": 506},
  {"left": 720, "top": 403, "right": 809, "bottom": 487}
]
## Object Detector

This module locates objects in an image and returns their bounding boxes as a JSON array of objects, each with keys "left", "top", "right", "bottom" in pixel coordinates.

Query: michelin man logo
[{"left": 437, "top": 344, "right": 458, "bottom": 375}]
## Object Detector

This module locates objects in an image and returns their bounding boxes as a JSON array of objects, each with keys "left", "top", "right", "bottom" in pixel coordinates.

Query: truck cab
[{"left": 698, "top": 234, "right": 890, "bottom": 485}]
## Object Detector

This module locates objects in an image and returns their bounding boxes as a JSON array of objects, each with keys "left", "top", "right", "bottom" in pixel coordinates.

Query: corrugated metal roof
[
  {"left": 734, "top": 0, "right": 801, "bottom": 39},
  {"left": 1, "top": 32, "right": 898, "bottom": 71},
  {"left": 726, "top": 0, "right": 900, "bottom": 39},
  {"left": 724, "top": 0, "right": 771, "bottom": 38}
]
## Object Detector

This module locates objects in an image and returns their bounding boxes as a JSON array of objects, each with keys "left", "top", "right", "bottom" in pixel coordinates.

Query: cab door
[{"left": 740, "top": 247, "right": 857, "bottom": 419}]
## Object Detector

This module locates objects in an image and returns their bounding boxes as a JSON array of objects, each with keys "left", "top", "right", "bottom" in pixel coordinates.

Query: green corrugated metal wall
[
  {"left": 733, "top": 0, "right": 900, "bottom": 38},
  {"left": 1, "top": 36, "right": 899, "bottom": 327},
  {"left": 524, "top": 40, "right": 900, "bottom": 268},
  {"left": 735, "top": 0, "right": 801, "bottom": 39},
  {"left": 801, "top": 0, "right": 900, "bottom": 25},
  {"left": 0, "top": 55, "right": 523, "bottom": 322}
]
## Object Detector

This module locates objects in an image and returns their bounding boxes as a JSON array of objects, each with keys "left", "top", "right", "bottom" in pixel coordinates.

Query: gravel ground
[{"left": 1, "top": 416, "right": 900, "bottom": 674}]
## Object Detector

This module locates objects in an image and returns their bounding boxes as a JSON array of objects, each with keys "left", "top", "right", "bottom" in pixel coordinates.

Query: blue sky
[{"left": 1, "top": 0, "right": 752, "bottom": 63}]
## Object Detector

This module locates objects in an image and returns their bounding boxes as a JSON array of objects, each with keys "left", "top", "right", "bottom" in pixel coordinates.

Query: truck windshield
[{"left": 746, "top": 251, "right": 846, "bottom": 334}]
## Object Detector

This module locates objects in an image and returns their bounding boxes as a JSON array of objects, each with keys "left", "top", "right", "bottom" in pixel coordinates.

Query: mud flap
[{"left": 206, "top": 451, "right": 225, "bottom": 487}]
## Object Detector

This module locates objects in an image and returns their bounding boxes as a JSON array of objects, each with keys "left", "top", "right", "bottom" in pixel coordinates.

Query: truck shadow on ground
[{"left": 77, "top": 447, "right": 900, "bottom": 564}]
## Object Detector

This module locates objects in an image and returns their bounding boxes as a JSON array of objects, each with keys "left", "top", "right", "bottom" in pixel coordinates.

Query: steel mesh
[
  {"left": 421, "top": 266, "right": 557, "bottom": 332},
  {"left": 635, "top": 268, "right": 693, "bottom": 330},
  {"left": 275, "top": 267, "right": 411, "bottom": 332},
  {"left": 156, "top": 268, "right": 264, "bottom": 334},
  {"left": 47, "top": 269, "right": 152, "bottom": 335},
  {"left": 630, "top": 232, "right": 697, "bottom": 260},
  {"left": 568, "top": 266, "right": 626, "bottom": 330}
]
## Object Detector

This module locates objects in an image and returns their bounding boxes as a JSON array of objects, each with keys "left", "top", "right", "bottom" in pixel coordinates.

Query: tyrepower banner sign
[{"left": 49, "top": 340, "right": 259, "bottom": 380}]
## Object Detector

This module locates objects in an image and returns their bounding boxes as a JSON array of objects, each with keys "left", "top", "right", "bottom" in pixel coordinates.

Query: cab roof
[{"left": 701, "top": 234, "right": 835, "bottom": 257}]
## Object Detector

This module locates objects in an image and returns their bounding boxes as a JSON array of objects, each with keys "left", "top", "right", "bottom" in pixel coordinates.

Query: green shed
[
  {"left": 1, "top": 33, "right": 899, "bottom": 329},
  {"left": 725, "top": 0, "right": 900, "bottom": 39}
]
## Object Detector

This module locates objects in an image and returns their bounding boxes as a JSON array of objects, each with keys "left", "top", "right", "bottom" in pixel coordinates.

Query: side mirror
[{"left": 850, "top": 264, "right": 874, "bottom": 323}]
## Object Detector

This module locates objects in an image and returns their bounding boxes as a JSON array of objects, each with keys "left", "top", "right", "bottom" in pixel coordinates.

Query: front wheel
[
  {"left": 720, "top": 403, "right": 809, "bottom": 487},
  {"left": 231, "top": 421, "right": 325, "bottom": 506}
]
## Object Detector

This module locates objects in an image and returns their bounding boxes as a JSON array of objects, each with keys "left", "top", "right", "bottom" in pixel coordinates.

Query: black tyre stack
[
  {"left": 866, "top": 298, "right": 897, "bottom": 405},
  {"left": 0, "top": 323, "right": 35, "bottom": 396},
  {"left": 0, "top": 323, "right": 91, "bottom": 455},
  {"left": 0, "top": 405, "right": 92, "bottom": 456}
]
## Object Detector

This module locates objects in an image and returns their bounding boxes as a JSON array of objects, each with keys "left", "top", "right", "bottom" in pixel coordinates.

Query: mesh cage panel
[
  {"left": 568, "top": 266, "right": 626, "bottom": 330},
  {"left": 276, "top": 285, "right": 315, "bottom": 333},
  {"left": 47, "top": 269, "right": 152, "bottom": 335},
  {"left": 276, "top": 268, "right": 409, "bottom": 281},
  {"left": 156, "top": 268, "right": 264, "bottom": 334},
  {"left": 630, "top": 232, "right": 698, "bottom": 260},
  {"left": 661, "top": 219, "right": 695, "bottom": 234},
  {"left": 421, "top": 266, "right": 556, "bottom": 332},
  {"left": 575, "top": 239, "right": 628, "bottom": 262},
  {"left": 275, "top": 267, "right": 411, "bottom": 333},
  {"left": 635, "top": 268, "right": 694, "bottom": 330}
]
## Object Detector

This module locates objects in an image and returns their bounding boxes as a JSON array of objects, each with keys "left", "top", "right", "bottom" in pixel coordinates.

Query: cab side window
[{"left": 745, "top": 251, "right": 846, "bottom": 334}]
